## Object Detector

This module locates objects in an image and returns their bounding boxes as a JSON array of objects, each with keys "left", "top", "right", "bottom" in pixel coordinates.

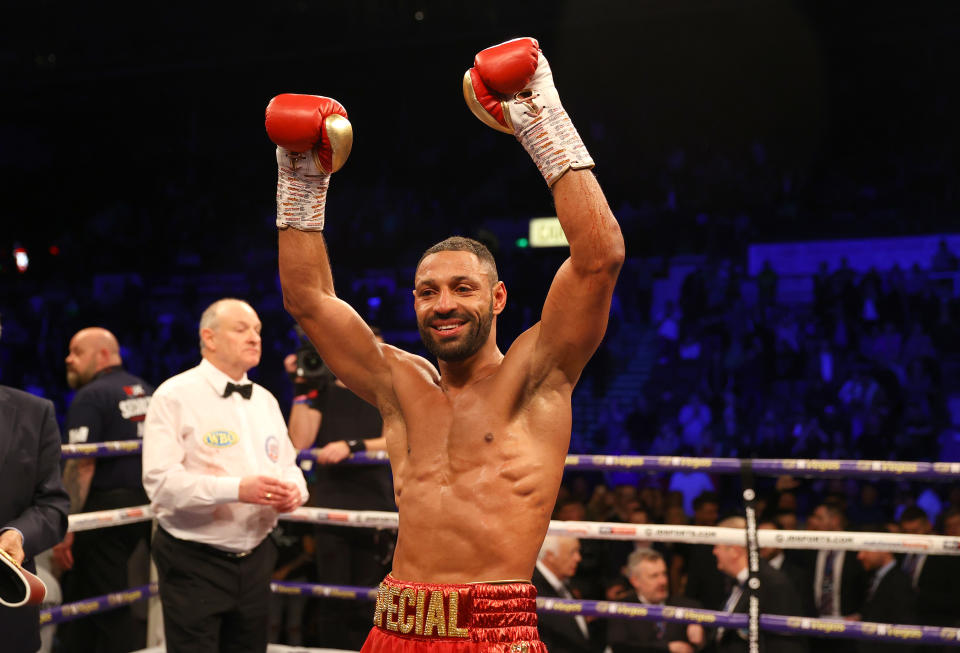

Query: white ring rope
[{"left": 67, "top": 505, "right": 960, "bottom": 555}]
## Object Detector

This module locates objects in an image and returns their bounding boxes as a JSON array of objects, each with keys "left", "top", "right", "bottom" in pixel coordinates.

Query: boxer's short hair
[{"left": 417, "top": 236, "right": 499, "bottom": 284}]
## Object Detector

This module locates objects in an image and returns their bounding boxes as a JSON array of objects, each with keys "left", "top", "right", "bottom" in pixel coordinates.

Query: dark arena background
[{"left": 3, "top": 1, "right": 960, "bottom": 651}]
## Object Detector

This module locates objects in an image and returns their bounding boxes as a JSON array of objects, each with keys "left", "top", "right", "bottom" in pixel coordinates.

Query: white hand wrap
[
  {"left": 275, "top": 147, "right": 330, "bottom": 232},
  {"left": 507, "top": 53, "right": 594, "bottom": 186}
]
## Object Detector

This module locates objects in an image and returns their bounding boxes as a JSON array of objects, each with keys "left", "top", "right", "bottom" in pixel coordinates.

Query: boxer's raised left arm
[
  {"left": 535, "top": 170, "right": 623, "bottom": 385},
  {"left": 464, "top": 38, "right": 624, "bottom": 385}
]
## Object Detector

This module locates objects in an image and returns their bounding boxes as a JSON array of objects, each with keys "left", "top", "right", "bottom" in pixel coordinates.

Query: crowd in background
[{"left": 584, "top": 241, "right": 960, "bottom": 469}]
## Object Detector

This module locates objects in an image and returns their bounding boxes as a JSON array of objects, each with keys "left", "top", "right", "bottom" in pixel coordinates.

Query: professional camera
[{"left": 293, "top": 326, "right": 335, "bottom": 385}]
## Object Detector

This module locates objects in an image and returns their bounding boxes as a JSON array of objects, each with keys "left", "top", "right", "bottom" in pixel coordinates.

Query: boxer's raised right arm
[
  {"left": 278, "top": 231, "right": 389, "bottom": 405},
  {"left": 268, "top": 94, "right": 390, "bottom": 406}
]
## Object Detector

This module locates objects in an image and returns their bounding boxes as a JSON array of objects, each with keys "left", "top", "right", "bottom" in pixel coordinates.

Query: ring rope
[
  {"left": 267, "top": 582, "right": 960, "bottom": 647},
  {"left": 64, "top": 505, "right": 960, "bottom": 555},
  {"left": 39, "top": 581, "right": 960, "bottom": 647},
  {"left": 39, "top": 583, "right": 156, "bottom": 626},
  {"left": 61, "top": 440, "right": 960, "bottom": 481}
]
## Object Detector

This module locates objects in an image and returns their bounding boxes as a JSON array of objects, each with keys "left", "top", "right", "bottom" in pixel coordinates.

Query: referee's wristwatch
[{"left": 346, "top": 439, "right": 366, "bottom": 454}]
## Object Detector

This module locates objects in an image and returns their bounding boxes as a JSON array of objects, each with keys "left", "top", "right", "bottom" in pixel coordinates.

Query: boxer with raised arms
[{"left": 268, "top": 37, "right": 623, "bottom": 652}]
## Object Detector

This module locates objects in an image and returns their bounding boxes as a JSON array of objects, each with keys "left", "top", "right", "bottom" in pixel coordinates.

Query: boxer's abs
[{"left": 390, "top": 454, "right": 562, "bottom": 584}]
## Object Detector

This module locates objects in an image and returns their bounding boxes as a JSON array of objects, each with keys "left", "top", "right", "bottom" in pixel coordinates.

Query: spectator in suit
[
  {"left": 533, "top": 535, "right": 599, "bottom": 652},
  {"left": 757, "top": 518, "right": 814, "bottom": 616},
  {"left": 607, "top": 547, "right": 704, "bottom": 653},
  {"left": 852, "top": 548, "right": 917, "bottom": 653},
  {"left": 677, "top": 492, "right": 727, "bottom": 610},
  {"left": 805, "top": 502, "right": 868, "bottom": 618},
  {"left": 710, "top": 516, "right": 808, "bottom": 653},
  {"left": 0, "top": 317, "right": 71, "bottom": 653},
  {"left": 602, "top": 504, "right": 662, "bottom": 598},
  {"left": 898, "top": 506, "right": 960, "bottom": 629},
  {"left": 941, "top": 506, "right": 960, "bottom": 537}
]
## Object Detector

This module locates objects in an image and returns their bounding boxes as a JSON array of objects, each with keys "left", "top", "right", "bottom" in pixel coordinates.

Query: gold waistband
[{"left": 373, "top": 575, "right": 537, "bottom": 640}]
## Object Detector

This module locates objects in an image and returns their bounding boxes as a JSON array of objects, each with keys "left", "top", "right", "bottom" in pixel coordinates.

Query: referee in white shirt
[{"left": 143, "top": 298, "right": 308, "bottom": 653}]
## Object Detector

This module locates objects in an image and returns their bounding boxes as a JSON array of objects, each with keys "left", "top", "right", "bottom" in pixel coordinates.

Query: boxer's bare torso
[{"left": 379, "top": 337, "right": 571, "bottom": 583}]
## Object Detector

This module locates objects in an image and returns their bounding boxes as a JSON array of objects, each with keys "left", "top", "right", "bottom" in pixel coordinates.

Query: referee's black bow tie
[{"left": 224, "top": 382, "right": 253, "bottom": 399}]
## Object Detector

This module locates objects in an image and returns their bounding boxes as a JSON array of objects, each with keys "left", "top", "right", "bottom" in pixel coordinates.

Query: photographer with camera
[{"left": 283, "top": 325, "right": 394, "bottom": 649}]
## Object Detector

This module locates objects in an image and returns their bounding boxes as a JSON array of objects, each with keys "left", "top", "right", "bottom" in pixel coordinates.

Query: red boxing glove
[
  {"left": 265, "top": 94, "right": 353, "bottom": 231},
  {"left": 463, "top": 38, "right": 594, "bottom": 186}
]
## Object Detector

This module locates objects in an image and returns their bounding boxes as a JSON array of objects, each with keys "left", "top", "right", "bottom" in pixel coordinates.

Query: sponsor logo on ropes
[
  {"left": 860, "top": 539, "right": 930, "bottom": 551},
  {"left": 673, "top": 608, "right": 716, "bottom": 624},
  {"left": 592, "top": 455, "right": 646, "bottom": 469},
  {"left": 873, "top": 624, "right": 923, "bottom": 640},
  {"left": 63, "top": 600, "right": 100, "bottom": 616},
  {"left": 561, "top": 527, "right": 591, "bottom": 535},
  {"left": 362, "top": 514, "right": 399, "bottom": 528},
  {"left": 933, "top": 462, "right": 960, "bottom": 475},
  {"left": 109, "top": 441, "right": 141, "bottom": 452},
  {"left": 541, "top": 599, "right": 583, "bottom": 614},
  {"left": 203, "top": 430, "right": 238, "bottom": 448},
  {"left": 939, "top": 627, "right": 960, "bottom": 641},
  {"left": 643, "top": 526, "right": 718, "bottom": 540},
  {"left": 608, "top": 603, "right": 648, "bottom": 617},
  {"left": 776, "top": 534, "right": 855, "bottom": 545},
  {"left": 315, "top": 587, "right": 357, "bottom": 599},
  {"left": 657, "top": 456, "right": 713, "bottom": 470},
  {"left": 107, "top": 589, "right": 144, "bottom": 606},
  {"left": 599, "top": 526, "right": 637, "bottom": 536},
  {"left": 855, "top": 460, "right": 920, "bottom": 474},
  {"left": 795, "top": 460, "right": 842, "bottom": 472},
  {"left": 796, "top": 618, "right": 847, "bottom": 634}
]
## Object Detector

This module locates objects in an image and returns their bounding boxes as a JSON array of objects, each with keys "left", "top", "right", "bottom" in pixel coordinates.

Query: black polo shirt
[
  {"left": 309, "top": 381, "right": 394, "bottom": 511},
  {"left": 65, "top": 366, "right": 154, "bottom": 492}
]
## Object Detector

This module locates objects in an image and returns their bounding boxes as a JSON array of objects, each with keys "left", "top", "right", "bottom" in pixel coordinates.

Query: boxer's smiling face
[{"left": 414, "top": 251, "right": 505, "bottom": 362}]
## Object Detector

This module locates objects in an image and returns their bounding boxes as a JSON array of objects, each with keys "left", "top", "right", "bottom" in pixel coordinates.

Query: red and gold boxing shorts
[{"left": 361, "top": 574, "right": 547, "bottom": 653}]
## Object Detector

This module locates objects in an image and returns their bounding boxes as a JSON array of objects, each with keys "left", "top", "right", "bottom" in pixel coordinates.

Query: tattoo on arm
[{"left": 63, "top": 459, "right": 95, "bottom": 514}]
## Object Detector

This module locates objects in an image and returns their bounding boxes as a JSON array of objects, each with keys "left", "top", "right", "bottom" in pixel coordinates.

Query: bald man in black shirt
[{"left": 53, "top": 327, "right": 154, "bottom": 653}]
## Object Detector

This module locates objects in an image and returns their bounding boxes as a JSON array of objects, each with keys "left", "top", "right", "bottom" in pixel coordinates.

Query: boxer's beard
[{"left": 418, "top": 300, "right": 494, "bottom": 362}]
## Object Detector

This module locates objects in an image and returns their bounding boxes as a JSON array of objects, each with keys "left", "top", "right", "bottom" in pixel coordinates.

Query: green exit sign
[{"left": 528, "top": 217, "right": 569, "bottom": 248}]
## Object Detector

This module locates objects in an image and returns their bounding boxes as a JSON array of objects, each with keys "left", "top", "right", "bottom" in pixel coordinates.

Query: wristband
[
  {"left": 346, "top": 439, "right": 366, "bottom": 454},
  {"left": 293, "top": 389, "right": 319, "bottom": 405}
]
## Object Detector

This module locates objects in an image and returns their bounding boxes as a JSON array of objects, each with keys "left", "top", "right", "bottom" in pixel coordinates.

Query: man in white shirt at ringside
[{"left": 142, "top": 297, "right": 308, "bottom": 653}]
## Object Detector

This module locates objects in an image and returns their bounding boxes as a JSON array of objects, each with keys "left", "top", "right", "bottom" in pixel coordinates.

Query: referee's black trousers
[{"left": 153, "top": 527, "right": 277, "bottom": 653}]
